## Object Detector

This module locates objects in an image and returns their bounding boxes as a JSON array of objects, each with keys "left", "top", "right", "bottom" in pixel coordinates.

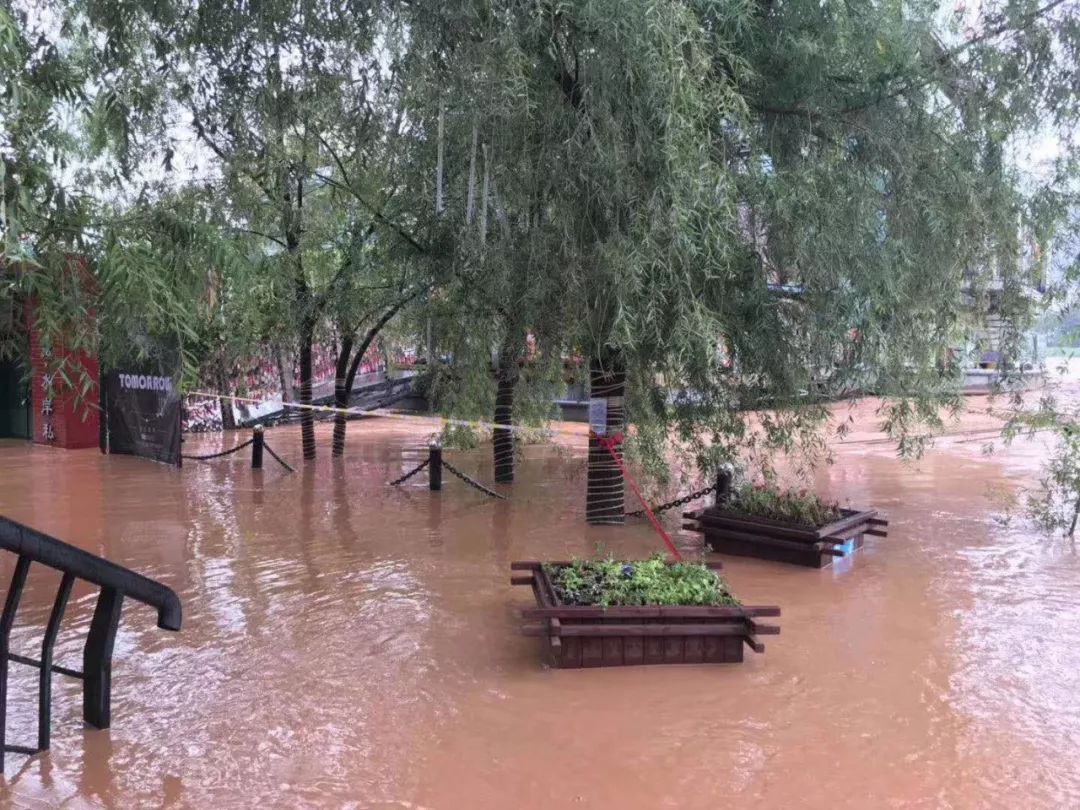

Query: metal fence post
[
  {"left": 0, "top": 557, "right": 30, "bottom": 769},
  {"left": 83, "top": 587, "right": 123, "bottom": 729},
  {"left": 251, "top": 424, "right": 265, "bottom": 469},
  {"left": 38, "top": 572, "right": 74, "bottom": 750},
  {"left": 429, "top": 442, "right": 442, "bottom": 491},
  {"left": 715, "top": 468, "right": 732, "bottom": 506}
]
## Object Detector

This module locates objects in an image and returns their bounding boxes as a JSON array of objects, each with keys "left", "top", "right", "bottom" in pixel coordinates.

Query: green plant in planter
[
  {"left": 727, "top": 483, "right": 843, "bottom": 527},
  {"left": 543, "top": 555, "right": 739, "bottom": 608}
]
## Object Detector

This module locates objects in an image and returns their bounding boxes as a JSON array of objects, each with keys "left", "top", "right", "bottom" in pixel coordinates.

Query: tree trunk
[
  {"left": 275, "top": 344, "right": 295, "bottom": 403},
  {"left": 586, "top": 355, "right": 626, "bottom": 524},
  {"left": 217, "top": 364, "right": 236, "bottom": 431},
  {"left": 330, "top": 292, "right": 422, "bottom": 457},
  {"left": 493, "top": 356, "right": 517, "bottom": 483},
  {"left": 331, "top": 335, "right": 355, "bottom": 457},
  {"left": 298, "top": 322, "right": 316, "bottom": 460}
]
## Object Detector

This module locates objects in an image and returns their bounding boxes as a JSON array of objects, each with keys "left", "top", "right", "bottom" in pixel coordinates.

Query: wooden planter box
[
  {"left": 683, "top": 506, "right": 889, "bottom": 568},
  {"left": 510, "top": 561, "right": 780, "bottom": 668}
]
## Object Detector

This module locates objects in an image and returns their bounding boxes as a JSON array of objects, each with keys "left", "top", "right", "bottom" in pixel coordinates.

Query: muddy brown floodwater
[{"left": 0, "top": 398, "right": 1079, "bottom": 809}]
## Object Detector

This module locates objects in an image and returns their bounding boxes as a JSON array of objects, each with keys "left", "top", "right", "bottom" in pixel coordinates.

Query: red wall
[{"left": 22, "top": 263, "right": 100, "bottom": 449}]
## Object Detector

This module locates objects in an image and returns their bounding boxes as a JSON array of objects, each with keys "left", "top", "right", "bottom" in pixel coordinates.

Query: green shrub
[
  {"left": 726, "top": 482, "right": 844, "bottom": 526},
  {"left": 543, "top": 554, "right": 739, "bottom": 607}
]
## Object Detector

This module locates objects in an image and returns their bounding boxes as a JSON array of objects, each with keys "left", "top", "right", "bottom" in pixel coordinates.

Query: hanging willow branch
[{"left": 466, "top": 116, "right": 479, "bottom": 225}]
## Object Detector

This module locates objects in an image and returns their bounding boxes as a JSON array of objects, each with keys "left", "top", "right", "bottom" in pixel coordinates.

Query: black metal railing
[{"left": 0, "top": 516, "right": 182, "bottom": 767}]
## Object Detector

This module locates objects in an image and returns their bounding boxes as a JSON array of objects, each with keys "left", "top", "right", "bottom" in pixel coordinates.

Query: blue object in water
[{"left": 830, "top": 536, "right": 857, "bottom": 578}]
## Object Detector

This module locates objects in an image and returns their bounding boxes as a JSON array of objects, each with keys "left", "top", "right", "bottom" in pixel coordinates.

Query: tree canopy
[{"left": 3, "top": 0, "right": 1079, "bottom": 485}]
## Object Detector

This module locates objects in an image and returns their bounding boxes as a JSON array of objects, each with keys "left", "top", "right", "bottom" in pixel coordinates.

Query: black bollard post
[
  {"left": 715, "top": 468, "right": 732, "bottom": 507},
  {"left": 251, "top": 425, "right": 264, "bottom": 469},
  {"left": 429, "top": 443, "right": 442, "bottom": 491}
]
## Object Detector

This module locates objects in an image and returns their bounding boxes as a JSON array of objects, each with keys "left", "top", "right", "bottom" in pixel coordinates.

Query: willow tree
[
  {"left": 399, "top": 16, "right": 580, "bottom": 483},
  {"left": 0, "top": 2, "right": 92, "bottom": 381},
  {"left": 406, "top": 0, "right": 765, "bottom": 520},
  {"left": 0, "top": 2, "right": 212, "bottom": 400},
  {"left": 82, "top": 0, "right": 440, "bottom": 459},
  {"left": 409, "top": 0, "right": 1080, "bottom": 522}
]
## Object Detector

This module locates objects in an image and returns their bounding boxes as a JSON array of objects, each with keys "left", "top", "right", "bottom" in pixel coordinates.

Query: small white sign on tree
[{"left": 589, "top": 397, "right": 608, "bottom": 437}]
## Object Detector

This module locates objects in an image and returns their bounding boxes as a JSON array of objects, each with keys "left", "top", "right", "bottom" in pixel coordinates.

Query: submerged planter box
[
  {"left": 683, "top": 506, "right": 889, "bottom": 568},
  {"left": 510, "top": 561, "right": 780, "bottom": 668}
]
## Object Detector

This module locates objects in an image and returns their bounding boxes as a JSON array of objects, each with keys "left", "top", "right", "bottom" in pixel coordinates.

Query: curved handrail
[{"left": 0, "top": 517, "right": 182, "bottom": 631}]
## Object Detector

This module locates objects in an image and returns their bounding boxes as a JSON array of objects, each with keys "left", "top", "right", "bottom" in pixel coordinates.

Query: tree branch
[
  {"left": 314, "top": 129, "right": 354, "bottom": 190},
  {"left": 312, "top": 171, "right": 429, "bottom": 254},
  {"left": 190, "top": 108, "right": 279, "bottom": 203},
  {"left": 313, "top": 220, "right": 379, "bottom": 310},
  {"left": 233, "top": 226, "right": 288, "bottom": 248},
  {"left": 756, "top": 0, "right": 1072, "bottom": 119},
  {"left": 344, "top": 282, "right": 432, "bottom": 388}
]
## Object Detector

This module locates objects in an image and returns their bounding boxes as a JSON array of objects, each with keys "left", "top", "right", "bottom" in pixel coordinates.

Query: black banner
[{"left": 103, "top": 369, "right": 182, "bottom": 466}]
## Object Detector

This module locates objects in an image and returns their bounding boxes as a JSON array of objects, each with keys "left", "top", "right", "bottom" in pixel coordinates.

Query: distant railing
[{"left": 0, "top": 516, "right": 182, "bottom": 768}]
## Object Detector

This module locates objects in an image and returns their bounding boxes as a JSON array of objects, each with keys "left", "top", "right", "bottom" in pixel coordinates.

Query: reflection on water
[{"left": 0, "top": 405, "right": 1077, "bottom": 808}]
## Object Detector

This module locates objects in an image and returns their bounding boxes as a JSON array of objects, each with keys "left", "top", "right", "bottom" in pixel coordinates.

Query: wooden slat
[
  {"left": 683, "top": 635, "right": 704, "bottom": 664},
  {"left": 743, "top": 636, "right": 765, "bottom": 654},
  {"left": 689, "top": 505, "right": 880, "bottom": 541},
  {"left": 545, "top": 623, "right": 753, "bottom": 638},
  {"left": 694, "top": 510, "right": 817, "bottom": 541},
  {"left": 582, "top": 638, "right": 603, "bottom": 667},
  {"left": 704, "top": 524, "right": 848, "bottom": 559},
  {"left": 602, "top": 636, "right": 624, "bottom": 666},
  {"left": 536, "top": 566, "right": 560, "bottom": 608},
  {"left": 562, "top": 637, "right": 581, "bottom": 667},
  {"left": 510, "top": 575, "right": 534, "bottom": 586},
  {"left": 520, "top": 605, "right": 780, "bottom": 619},
  {"left": 868, "top": 517, "right": 889, "bottom": 527},
  {"left": 515, "top": 559, "right": 717, "bottom": 569},
  {"left": 864, "top": 528, "right": 888, "bottom": 537},
  {"left": 747, "top": 620, "right": 780, "bottom": 635},
  {"left": 644, "top": 636, "right": 665, "bottom": 664},
  {"left": 697, "top": 523, "right": 826, "bottom": 552},
  {"left": 814, "top": 509, "right": 878, "bottom": 540},
  {"left": 692, "top": 515, "right": 813, "bottom": 544},
  {"left": 510, "top": 561, "right": 543, "bottom": 571},
  {"left": 549, "top": 618, "right": 562, "bottom": 662}
]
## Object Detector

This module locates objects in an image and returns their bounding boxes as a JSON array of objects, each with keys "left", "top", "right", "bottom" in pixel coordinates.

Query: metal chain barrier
[
  {"left": 181, "top": 438, "right": 255, "bottom": 461},
  {"left": 441, "top": 460, "right": 507, "bottom": 500},
  {"left": 262, "top": 443, "right": 296, "bottom": 473},
  {"left": 388, "top": 458, "right": 430, "bottom": 486},
  {"left": 625, "top": 481, "right": 718, "bottom": 518}
]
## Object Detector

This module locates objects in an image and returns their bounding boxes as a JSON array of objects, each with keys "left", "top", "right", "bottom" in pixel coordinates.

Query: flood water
[{"left": 0, "top": 398, "right": 1079, "bottom": 808}]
